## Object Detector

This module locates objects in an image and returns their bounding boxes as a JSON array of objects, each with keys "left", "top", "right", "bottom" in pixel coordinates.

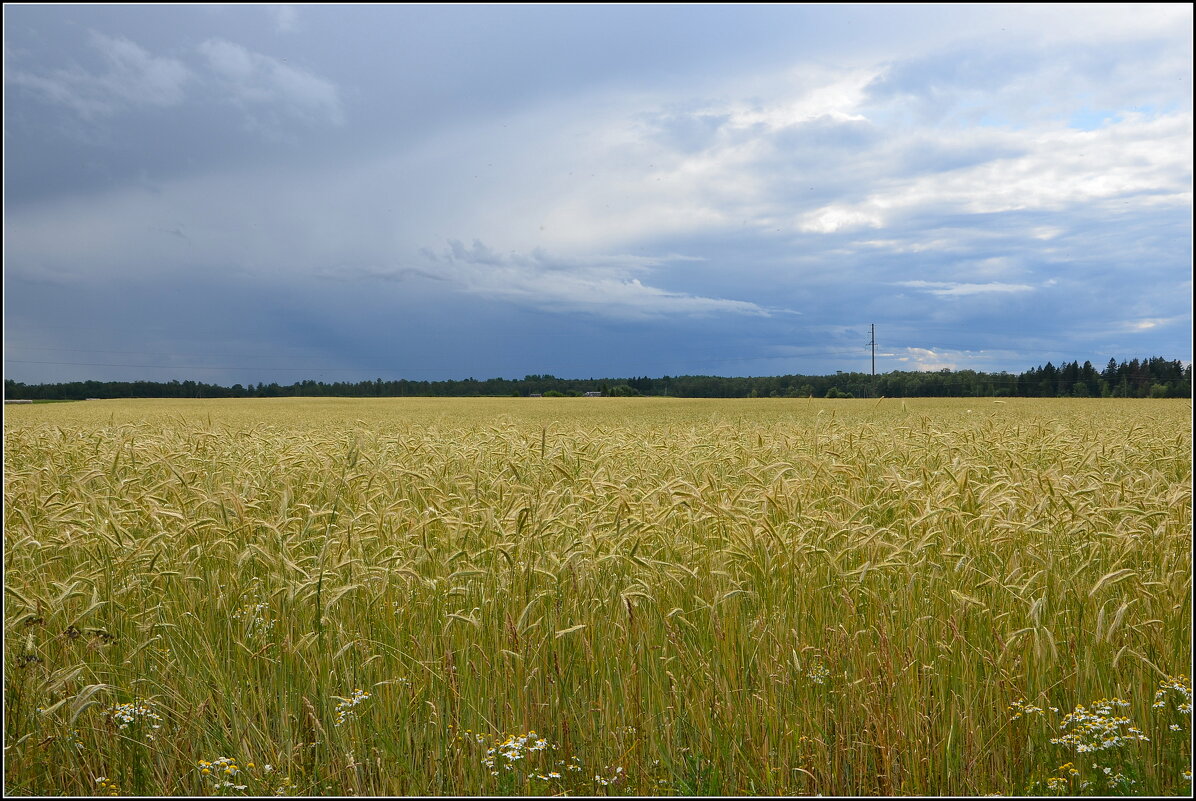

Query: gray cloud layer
[{"left": 4, "top": 4, "right": 1191, "bottom": 384}]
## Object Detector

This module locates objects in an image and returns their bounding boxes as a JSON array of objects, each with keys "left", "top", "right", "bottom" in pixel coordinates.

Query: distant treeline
[{"left": 5, "top": 357, "right": 1190, "bottom": 401}]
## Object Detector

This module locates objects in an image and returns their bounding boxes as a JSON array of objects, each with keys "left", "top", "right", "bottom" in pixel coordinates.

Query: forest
[{"left": 5, "top": 357, "right": 1190, "bottom": 401}]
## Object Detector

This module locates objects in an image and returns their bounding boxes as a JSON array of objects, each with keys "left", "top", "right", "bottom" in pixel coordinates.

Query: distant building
[
  {"left": 583, "top": 391, "right": 602, "bottom": 397},
  {"left": 529, "top": 393, "right": 543, "bottom": 397},
  {"left": 5, "top": 399, "right": 33, "bottom": 404}
]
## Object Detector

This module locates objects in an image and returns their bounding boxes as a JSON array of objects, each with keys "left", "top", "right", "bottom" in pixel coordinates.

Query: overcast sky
[{"left": 4, "top": 3, "right": 1192, "bottom": 386}]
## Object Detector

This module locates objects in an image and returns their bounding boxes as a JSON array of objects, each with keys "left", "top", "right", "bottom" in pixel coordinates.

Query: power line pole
[{"left": 868, "top": 323, "right": 877, "bottom": 397}]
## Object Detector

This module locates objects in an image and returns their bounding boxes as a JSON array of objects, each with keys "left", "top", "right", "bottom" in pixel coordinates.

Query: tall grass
[{"left": 4, "top": 397, "right": 1191, "bottom": 795}]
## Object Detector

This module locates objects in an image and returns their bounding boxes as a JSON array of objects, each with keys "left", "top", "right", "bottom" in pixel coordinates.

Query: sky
[{"left": 4, "top": 3, "right": 1192, "bottom": 386}]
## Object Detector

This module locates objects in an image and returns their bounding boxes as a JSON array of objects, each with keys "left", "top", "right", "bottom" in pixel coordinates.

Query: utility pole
[{"left": 868, "top": 323, "right": 877, "bottom": 397}]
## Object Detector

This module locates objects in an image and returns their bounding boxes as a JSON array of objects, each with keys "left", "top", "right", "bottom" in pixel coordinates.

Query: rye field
[{"left": 3, "top": 396, "right": 1191, "bottom": 797}]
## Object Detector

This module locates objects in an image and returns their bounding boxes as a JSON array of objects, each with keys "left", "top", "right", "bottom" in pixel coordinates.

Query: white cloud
[
  {"left": 705, "top": 68, "right": 877, "bottom": 131},
  {"left": 799, "top": 206, "right": 885, "bottom": 234},
  {"left": 790, "top": 111, "right": 1191, "bottom": 233},
  {"left": 6, "top": 31, "right": 191, "bottom": 119},
  {"left": 421, "top": 240, "right": 774, "bottom": 320},
  {"left": 197, "top": 39, "right": 343, "bottom": 126},
  {"left": 897, "top": 347, "right": 959, "bottom": 371},
  {"left": 897, "top": 280, "right": 1035, "bottom": 297},
  {"left": 1119, "top": 316, "right": 1184, "bottom": 332},
  {"left": 855, "top": 237, "right": 966, "bottom": 253},
  {"left": 455, "top": 67, "right": 893, "bottom": 251},
  {"left": 1030, "top": 226, "right": 1063, "bottom": 240},
  {"left": 472, "top": 49, "right": 1188, "bottom": 256}
]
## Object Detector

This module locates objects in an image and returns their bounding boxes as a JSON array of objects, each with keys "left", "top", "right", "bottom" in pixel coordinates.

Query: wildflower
[
  {"left": 109, "top": 698, "right": 162, "bottom": 740},
  {"left": 805, "top": 662, "right": 830, "bottom": 685},
  {"left": 1009, "top": 699, "right": 1045, "bottom": 720},
  {"left": 333, "top": 688, "right": 371, "bottom": 726},
  {"left": 477, "top": 730, "right": 559, "bottom": 775},
  {"left": 233, "top": 598, "right": 275, "bottom": 637},
  {"left": 69, "top": 729, "right": 85, "bottom": 751},
  {"left": 1049, "top": 699, "right": 1148, "bottom": 754},
  {"left": 198, "top": 756, "right": 246, "bottom": 786},
  {"left": 1153, "top": 676, "right": 1192, "bottom": 713}
]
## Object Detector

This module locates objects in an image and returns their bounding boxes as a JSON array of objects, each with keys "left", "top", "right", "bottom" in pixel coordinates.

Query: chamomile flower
[
  {"left": 805, "top": 662, "right": 830, "bottom": 685},
  {"left": 332, "top": 689, "right": 371, "bottom": 726},
  {"left": 1049, "top": 699, "right": 1149, "bottom": 753},
  {"left": 109, "top": 698, "right": 162, "bottom": 741},
  {"left": 1008, "top": 699, "right": 1045, "bottom": 720},
  {"left": 1153, "top": 676, "right": 1192, "bottom": 712}
]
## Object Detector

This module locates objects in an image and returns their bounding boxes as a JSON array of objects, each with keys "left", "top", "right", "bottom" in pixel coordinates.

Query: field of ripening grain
[{"left": 3, "top": 396, "right": 1191, "bottom": 797}]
